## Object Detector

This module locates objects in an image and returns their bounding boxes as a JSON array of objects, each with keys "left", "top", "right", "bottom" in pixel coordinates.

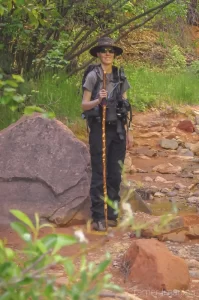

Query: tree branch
[
  {"left": 66, "top": 0, "right": 127, "bottom": 59},
  {"left": 67, "top": 0, "right": 176, "bottom": 62},
  {"left": 115, "top": 8, "right": 163, "bottom": 43}
]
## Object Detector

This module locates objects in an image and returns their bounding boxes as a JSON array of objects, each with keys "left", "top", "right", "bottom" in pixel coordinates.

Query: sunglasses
[{"left": 99, "top": 47, "right": 115, "bottom": 54}]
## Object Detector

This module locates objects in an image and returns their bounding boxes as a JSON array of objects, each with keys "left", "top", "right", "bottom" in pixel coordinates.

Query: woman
[{"left": 82, "top": 37, "right": 132, "bottom": 231}]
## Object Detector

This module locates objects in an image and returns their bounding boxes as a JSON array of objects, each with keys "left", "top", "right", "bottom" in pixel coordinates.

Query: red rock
[
  {"left": 177, "top": 120, "right": 194, "bottom": 133},
  {"left": 122, "top": 239, "right": 190, "bottom": 290}
]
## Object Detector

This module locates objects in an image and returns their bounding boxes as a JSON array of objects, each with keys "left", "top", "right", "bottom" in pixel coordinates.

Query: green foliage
[
  {"left": 0, "top": 70, "right": 25, "bottom": 111},
  {"left": 0, "top": 0, "right": 184, "bottom": 76},
  {"left": 164, "top": 45, "right": 186, "bottom": 71},
  {"left": 189, "top": 60, "right": 199, "bottom": 75},
  {"left": 0, "top": 210, "right": 121, "bottom": 299}
]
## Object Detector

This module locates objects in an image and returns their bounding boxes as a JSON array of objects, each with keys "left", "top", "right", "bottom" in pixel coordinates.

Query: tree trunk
[{"left": 187, "top": 0, "right": 199, "bottom": 26}]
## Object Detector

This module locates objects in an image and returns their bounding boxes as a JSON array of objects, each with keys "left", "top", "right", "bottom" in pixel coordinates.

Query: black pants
[{"left": 89, "top": 120, "right": 126, "bottom": 221}]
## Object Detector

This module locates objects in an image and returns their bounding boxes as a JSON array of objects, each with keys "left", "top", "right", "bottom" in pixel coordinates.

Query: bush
[
  {"left": 188, "top": 60, "right": 199, "bottom": 75},
  {"left": 0, "top": 210, "right": 121, "bottom": 300},
  {"left": 164, "top": 45, "right": 186, "bottom": 71}
]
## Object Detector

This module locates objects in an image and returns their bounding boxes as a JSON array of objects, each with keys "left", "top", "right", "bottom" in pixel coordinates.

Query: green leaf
[
  {"left": 10, "top": 221, "right": 29, "bottom": 240},
  {"left": 5, "top": 80, "right": 18, "bottom": 88},
  {"left": 91, "top": 258, "right": 110, "bottom": 281},
  {"left": 9, "top": 105, "right": 18, "bottom": 112},
  {"left": 52, "top": 234, "right": 77, "bottom": 254},
  {"left": 41, "top": 234, "right": 57, "bottom": 249},
  {"left": 24, "top": 106, "right": 45, "bottom": 115},
  {"left": 10, "top": 210, "right": 35, "bottom": 231},
  {"left": 5, "top": 248, "right": 15, "bottom": 260},
  {"left": 35, "top": 239, "right": 47, "bottom": 253},
  {"left": 12, "top": 95, "right": 25, "bottom": 103},
  {"left": 4, "top": 87, "right": 16, "bottom": 93},
  {"left": 12, "top": 74, "right": 24, "bottom": 83},
  {"left": 44, "top": 283, "right": 54, "bottom": 297},
  {"left": 64, "top": 258, "right": 75, "bottom": 277},
  {"left": 0, "top": 5, "right": 6, "bottom": 16}
]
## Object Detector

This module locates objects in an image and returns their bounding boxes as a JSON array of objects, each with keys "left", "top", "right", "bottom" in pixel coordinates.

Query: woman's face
[{"left": 97, "top": 47, "right": 115, "bottom": 65}]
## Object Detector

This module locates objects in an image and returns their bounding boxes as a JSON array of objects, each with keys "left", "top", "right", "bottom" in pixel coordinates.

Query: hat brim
[{"left": 89, "top": 44, "right": 123, "bottom": 57}]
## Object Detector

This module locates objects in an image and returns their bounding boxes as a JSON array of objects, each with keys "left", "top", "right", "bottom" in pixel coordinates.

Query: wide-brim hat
[{"left": 89, "top": 37, "right": 123, "bottom": 57}]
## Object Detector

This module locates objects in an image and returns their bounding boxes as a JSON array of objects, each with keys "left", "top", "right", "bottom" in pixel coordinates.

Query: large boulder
[
  {"left": 0, "top": 114, "right": 91, "bottom": 225},
  {"left": 122, "top": 239, "right": 190, "bottom": 291}
]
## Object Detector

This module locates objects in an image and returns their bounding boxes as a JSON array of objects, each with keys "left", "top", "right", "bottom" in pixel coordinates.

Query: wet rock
[
  {"left": 167, "top": 191, "right": 178, "bottom": 197},
  {"left": 120, "top": 186, "right": 152, "bottom": 214},
  {"left": 177, "top": 120, "right": 195, "bottom": 133},
  {"left": 177, "top": 149, "right": 194, "bottom": 157},
  {"left": 180, "top": 172, "right": 194, "bottom": 178},
  {"left": 186, "top": 259, "right": 199, "bottom": 269},
  {"left": 192, "top": 191, "right": 199, "bottom": 197},
  {"left": 135, "top": 188, "right": 153, "bottom": 200},
  {"left": 174, "top": 182, "right": 187, "bottom": 190},
  {"left": 169, "top": 197, "right": 179, "bottom": 203},
  {"left": 160, "top": 138, "right": 178, "bottom": 150},
  {"left": 189, "top": 270, "right": 199, "bottom": 278},
  {"left": 187, "top": 197, "right": 199, "bottom": 204},
  {"left": 161, "top": 188, "right": 170, "bottom": 194},
  {"left": 122, "top": 239, "right": 190, "bottom": 290},
  {"left": 134, "top": 147, "right": 157, "bottom": 157},
  {"left": 153, "top": 163, "right": 182, "bottom": 174},
  {"left": 0, "top": 114, "right": 91, "bottom": 225},
  {"left": 150, "top": 186, "right": 159, "bottom": 193}
]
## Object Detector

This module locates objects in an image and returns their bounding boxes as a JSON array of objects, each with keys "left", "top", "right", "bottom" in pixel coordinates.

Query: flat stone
[
  {"left": 155, "top": 176, "right": 167, "bottom": 183},
  {"left": 177, "top": 149, "right": 194, "bottom": 157},
  {"left": 144, "top": 176, "right": 153, "bottom": 182},
  {"left": 160, "top": 138, "right": 178, "bottom": 150},
  {"left": 153, "top": 163, "right": 182, "bottom": 174}
]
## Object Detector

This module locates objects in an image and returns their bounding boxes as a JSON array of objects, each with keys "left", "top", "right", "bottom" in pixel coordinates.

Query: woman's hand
[{"left": 98, "top": 89, "right": 108, "bottom": 103}]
